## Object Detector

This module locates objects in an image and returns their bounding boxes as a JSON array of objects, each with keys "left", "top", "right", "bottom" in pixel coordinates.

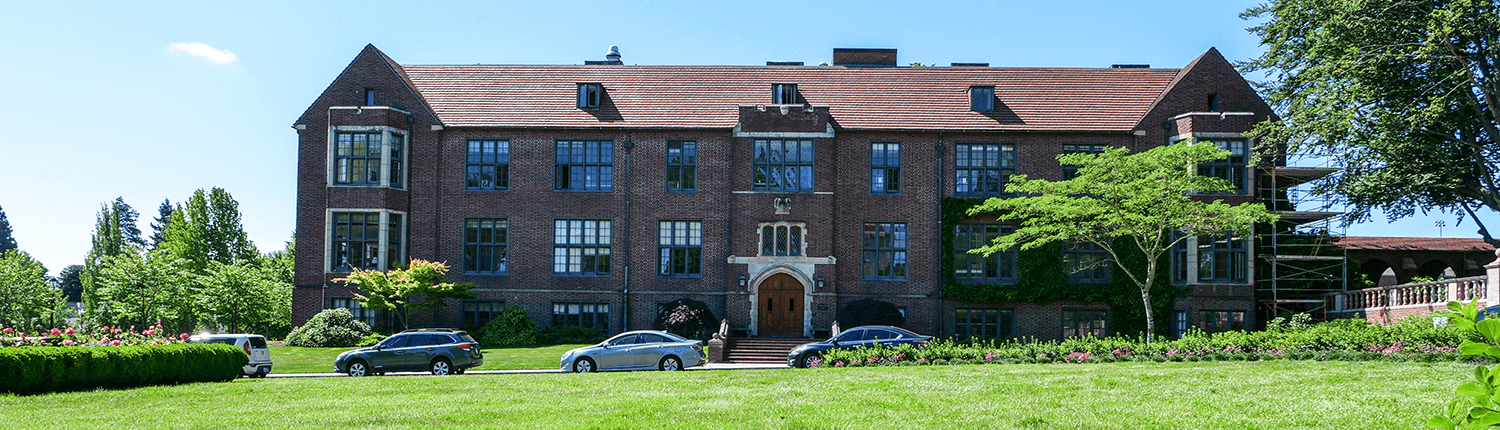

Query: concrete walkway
[{"left": 265, "top": 361, "right": 786, "bottom": 378}]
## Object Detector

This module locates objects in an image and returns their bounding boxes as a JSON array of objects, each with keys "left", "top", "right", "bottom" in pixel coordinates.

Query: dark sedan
[{"left": 788, "top": 325, "right": 932, "bottom": 368}]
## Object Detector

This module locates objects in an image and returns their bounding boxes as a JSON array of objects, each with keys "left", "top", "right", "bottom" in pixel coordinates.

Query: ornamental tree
[
  {"left": 969, "top": 142, "right": 1279, "bottom": 342},
  {"left": 1243, "top": 0, "right": 1500, "bottom": 244},
  {"left": 337, "top": 259, "right": 476, "bottom": 331}
]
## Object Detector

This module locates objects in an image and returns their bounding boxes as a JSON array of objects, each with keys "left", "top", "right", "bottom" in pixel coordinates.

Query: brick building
[{"left": 291, "top": 44, "right": 1276, "bottom": 340}]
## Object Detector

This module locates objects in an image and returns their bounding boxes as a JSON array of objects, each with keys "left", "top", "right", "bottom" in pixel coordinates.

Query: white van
[{"left": 188, "top": 334, "right": 274, "bottom": 378}]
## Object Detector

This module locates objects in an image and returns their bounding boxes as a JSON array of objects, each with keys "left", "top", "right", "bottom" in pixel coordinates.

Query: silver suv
[
  {"left": 187, "top": 334, "right": 273, "bottom": 377},
  {"left": 334, "top": 329, "right": 483, "bottom": 376}
]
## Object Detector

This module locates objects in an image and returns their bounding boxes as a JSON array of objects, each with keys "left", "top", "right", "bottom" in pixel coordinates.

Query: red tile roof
[
  {"left": 1338, "top": 236, "right": 1497, "bottom": 252},
  {"left": 400, "top": 65, "right": 1181, "bottom": 130}
]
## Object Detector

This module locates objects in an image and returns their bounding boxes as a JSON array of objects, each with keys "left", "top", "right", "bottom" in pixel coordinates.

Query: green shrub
[
  {"left": 0, "top": 344, "right": 244, "bottom": 394},
  {"left": 480, "top": 307, "right": 539, "bottom": 347},
  {"left": 285, "top": 308, "right": 372, "bottom": 347},
  {"left": 357, "top": 333, "right": 387, "bottom": 347},
  {"left": 538, "top": 325, "right": 607, "bottom": 345}
]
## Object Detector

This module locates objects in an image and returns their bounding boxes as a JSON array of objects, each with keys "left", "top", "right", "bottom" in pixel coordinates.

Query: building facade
[{"left": 292, "top": 45, "right": 1276, "bottom": 340}]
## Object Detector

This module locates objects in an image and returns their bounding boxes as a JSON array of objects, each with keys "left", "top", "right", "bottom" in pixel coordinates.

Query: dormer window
[
  {"left": 970, "top": 86, "right": 995, "bottom": 111},
  {"left": 773, "top": 83, "right": 798, "bottom": 104},
  {"left": 577, "top": 83, "right": 601, "bottom": 109}
]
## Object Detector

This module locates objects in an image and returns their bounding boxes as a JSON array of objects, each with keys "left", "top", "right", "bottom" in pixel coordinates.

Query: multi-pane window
[
  {"left": 1060, "top": 144, "right": 1106, "bottom": 180},
  {"left": 953, "top": 224, "right": 1016, "bottom": 283},
  {"left": 1201, "top": 310, "right": 1246, "bottom": 333},
  {"left": 870, "top": 143, "right": 901, "bottom": 194},
  {"left": 386, "top": 213, "right": 403, "bottom": 270},
  {"left": 1062, "top": 240, "right": 1110, "bottom": 283},
  {"left": 862, "top": 223, "right": 908, "bottom": 279},
  {"left": 773, "top": 83, "right": 798, "bottom": 104},
  {"left": 970, "top": 86, "right": 995, "bottom": 111},
  {"left": 954, "top": 144, "right": 1016, "bottom": 196},
  {"left": 466, "top": 140, "right": 510, "bottom": 190},
  {"left": 658, "top": 220, "right": 703, "bottom": 276},
  {"left": 553, "top": 219, "right": 612, "bottom": 275},
  {"left": 331, "top": 297, "right": 383, "bottom": 331},
  {"left": 462, "top": 300, "right": 505, "bottom": 328},
  {"left": 1172, "top": 237, "right": 1190, "bottom": 283},
  {"left": 1062, "top": 309, "right": 1108, "bottom": 338},
  {"left": 1198, "top": 234, "right": 1248, "bottom": 283},
  {"left": 752, "top": 139, "right": 815, "bottom": 191},
  {"left": 553, "top": 302, "right": 609, "bottom": 332},
  {"left": 388, "top": 134, "right": 405, "bottom": 188},
  {"left": 332, "top": 212, "right": 380, "bottom": 272},
  {"left": 464, "top": 218, "right": 508, "bottom": 274},
  {"left": 759, "top": 222, "right": 805, "bottom": 257},
  {"left": 1174, "top": 310, "right": 1189, "bottom": 338},
  {"left": 555, "top": 140, "right": 614, "bottom": 191},
  {"left": 954, "top": 308, "right": 1014, "bottom": 339},
  {"left": 334, "top": 132, "right": 382, "bottom": 185},
  {"left": 666, "top": 141, "right": 697, "bottom": 192},
  {"left": 1196, "top": 139, "right": 1249, "bottom": 193},
  {"left": 577, "top": 83, "right": 601, "bottom": 109}
]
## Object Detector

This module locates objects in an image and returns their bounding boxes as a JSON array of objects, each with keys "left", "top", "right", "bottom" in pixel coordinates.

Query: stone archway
[{"left": 748, "top": 265, "right": 813, "bottom": 337}]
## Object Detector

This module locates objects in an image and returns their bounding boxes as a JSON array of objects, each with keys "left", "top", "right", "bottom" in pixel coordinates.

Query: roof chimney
[
  {"left": 585, "top": 45, "right": 624, "bottom": 65},
  {"left": 833, "top": 48, "right": 897, "bottom": 67}
]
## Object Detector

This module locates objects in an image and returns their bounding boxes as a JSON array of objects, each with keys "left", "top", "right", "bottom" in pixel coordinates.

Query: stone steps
[{"left": 721, "top": 338, "right": 811, "bottom": 364}]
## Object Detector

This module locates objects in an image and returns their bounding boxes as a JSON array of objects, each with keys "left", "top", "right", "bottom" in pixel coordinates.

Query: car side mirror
[
  {"left": 829, "top": 339, "right": 839, "bottom": 346},
  {"left": 375, "top": 345, "right": 383, "bottom": 351}
]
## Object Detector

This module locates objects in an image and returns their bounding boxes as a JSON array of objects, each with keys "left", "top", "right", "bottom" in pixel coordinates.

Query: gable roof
[
  {"left": 401, "top": 64, "right": 1181, "bottom": 131},
  {"left": 1338, "top": 236, "right": 1496, "bottom": 253},
  {"left": 295, "top": 44, "right": 441, "bottom": 126}
]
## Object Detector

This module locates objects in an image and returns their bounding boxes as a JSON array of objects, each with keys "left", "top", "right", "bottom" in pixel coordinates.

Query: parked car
[
  {"left": 787, "top": 325, "right": 932, "bottom": 368},
  {"left": 333, "top": 328, "right": 483, "bottom": 376},
  {"left": 187, "top": 333, "right": 273, "bottom": 377},
  {"left": 560, "top": 330, "right": 707, "bottom": 373}
]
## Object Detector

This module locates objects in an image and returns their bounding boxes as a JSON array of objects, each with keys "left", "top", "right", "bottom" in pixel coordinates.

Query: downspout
[
  {"left": 622, "top": 134, "right": 635, "bottom": 332},
  {"left": 934, "top": 133, "right": 946, "bottom": 338}
]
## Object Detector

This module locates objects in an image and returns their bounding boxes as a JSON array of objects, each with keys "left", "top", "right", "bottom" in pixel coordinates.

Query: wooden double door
[{"left": 757, "top": 273, "right": 804, "bottom": 336}]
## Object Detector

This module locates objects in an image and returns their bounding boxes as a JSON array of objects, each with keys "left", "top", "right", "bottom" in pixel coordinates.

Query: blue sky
[{"left": 0, "top": 0, "right": 1488, "bottom": 275}]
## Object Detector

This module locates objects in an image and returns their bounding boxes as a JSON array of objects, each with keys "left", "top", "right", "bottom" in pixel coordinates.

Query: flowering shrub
[{"left": 0, "top": 322, "right": 190, "bottom": 348}]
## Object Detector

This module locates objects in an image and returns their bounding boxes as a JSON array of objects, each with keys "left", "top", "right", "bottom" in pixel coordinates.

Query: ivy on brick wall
[{"left": 940, "top": 197, "right": 1187, "bottom": 336}]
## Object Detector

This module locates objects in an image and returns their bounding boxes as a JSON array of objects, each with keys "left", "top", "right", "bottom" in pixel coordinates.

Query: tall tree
[
  {"left": 197, "top": 261, "right": 282, "bottom": 334},
  {"left": 970, "top": 142, "right": 1278, "bottom": 342},
  {"left": 112, "top": 197, "right": 146, "bottom": 249},
  {"left": 159, "top": 188, "right": 257, "bottom": 274},
  {"left": 148, "top": 199, "right": 172, "bottom": 251},
  {"left": 1242, "top": 0, "right": 1500, "bottom": 243},
  {"left": 81, "top": 200, "right": 135, "bottom": 326},
  {"left": 57, "top": 264, "right": 83, "bottom": 302},
  {"left": 92, "top": 250, "right": 196, "bottom": 333},
  {"left": 338, "top": 259, "right": 476, "bottom": 331},
  {"left": 0, "top": 249, "right": 58, "bottom": 332},
  {"left": 0, "top": 204, "right": 17, "bottom": 254}
]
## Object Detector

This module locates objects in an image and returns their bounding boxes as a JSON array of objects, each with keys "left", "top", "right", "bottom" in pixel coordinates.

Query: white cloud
[{"left": 166, "top": 42, "right": 238, "bottom": 66}]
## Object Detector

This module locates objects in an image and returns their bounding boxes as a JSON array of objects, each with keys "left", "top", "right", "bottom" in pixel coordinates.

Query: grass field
[
  {"left": 269, "top": 344, "right": 586, "bottom": 374},
  {"left": 0, "top": 361, "right": 1469, "bottom": 429}
]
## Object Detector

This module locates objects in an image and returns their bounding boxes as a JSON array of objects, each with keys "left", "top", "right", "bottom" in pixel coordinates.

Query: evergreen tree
[
  {"left": 57, "top": 264, "right": 84, "bottom": 302},
  {"left": 81, "top": 199, "right": 138, "bottom": 327},
  {"left": 0, "top": 204, "right": 17, "bottom": 254},
  {"left": 148, "top": 199, "right": 172, "bottom": 250},
  {"left": 112, "top": 197, "right": 146, "bottom": 249}
]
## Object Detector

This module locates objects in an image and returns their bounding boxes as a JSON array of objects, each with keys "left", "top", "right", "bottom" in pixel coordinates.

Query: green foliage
[
  {"left": 0, "top": 204, "right": 17, "bottom": 253},
  {"left": 836, "top": 299, "right": 906, "bottom": 328},
  {"left": 537, "top": 325, "right": 607, "bottom": 345},
  {"left": 480, "top": 307, "right": 539, "bottom": 347},
  {"left": 357, "top": 333, "right": 387, "bottom": 347},
  {"left": 1244, "top": 0, "right": 1500, "bottom": 240},
  {"left": 285, "top": 308, "right": 371, "bottom": 347},
  {"left": 337, "top": 259, "right": 476, "bottom": 331},
  {"left": 0, "top": 249, "right": 63, "bottom": 331},
  {"left": 81, "top": 198, "right": 142, "bottom": 327},
  {"left": 1430, "top": 300, "right": 1500, "bottom": 429},
  {"left": 0, "top": 343, "right": 245, "bottom": 394},
  {"left": 148, "top": 199, "right": 172, "bottom": 251},
  {"left": 159, "top": 188, "right": 258, "bottom": 274},
  {"left": 654, "top": 298, "right": 717, "bottom": 339},
  {"left": 966, "top": 142, "right": 1278, "bottom": 342},
  {"left": 90, "top": 250, "right": 197, "bottom": 333},
  {"left": 197, "top": 260, "right": 288, "bottom": 334}
]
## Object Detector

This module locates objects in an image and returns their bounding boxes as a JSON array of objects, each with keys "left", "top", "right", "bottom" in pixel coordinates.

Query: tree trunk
[{"left": 1140, "top": 288, "right": 1155, "bottom": 344}]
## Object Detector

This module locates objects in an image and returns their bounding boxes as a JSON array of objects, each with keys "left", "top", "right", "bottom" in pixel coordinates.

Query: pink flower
[
  {"left": 62, "top": 340, "right": 74, "bottom": 346},
  {"left": 49, "top": 328, "right": 61, "bottom": 336},
  {"left": 64, "top": 327, "right": 75, "bottom": 335},
  {"left": 143, "top": 329, "right": 154, "bottom": 336},
  {"left": 100, "top": 326, "right": 110, "bottom": 332},
  {"left": 112, "top": 328, "right": 122, "bottom": 334},
  {"left": 179, "top": 333, "right": 190, "bottom": 341},
  {"left": 2, "top": 328, "right": 12, "bottom": 334},
  {"left": 110, "top": 340, "right": 122, "bottom": 346}
]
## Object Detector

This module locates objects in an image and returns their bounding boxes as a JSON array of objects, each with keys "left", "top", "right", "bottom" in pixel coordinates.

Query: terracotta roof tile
[
  {"left": 1338, "top": 236, "right": 1496, "bottom": 252},
  {"left": 401, "top": 65, "right": 1180, "bottom": 130}
]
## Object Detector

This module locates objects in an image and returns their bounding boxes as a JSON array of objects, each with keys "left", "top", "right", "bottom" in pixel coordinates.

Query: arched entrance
[{"left": 757, "top": 273, "right": 804, "bottom": 336}]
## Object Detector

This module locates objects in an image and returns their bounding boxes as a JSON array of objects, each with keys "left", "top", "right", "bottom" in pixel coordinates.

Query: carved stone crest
[{"left": 773, "top": 197, "right": 791, "bottom": 214}]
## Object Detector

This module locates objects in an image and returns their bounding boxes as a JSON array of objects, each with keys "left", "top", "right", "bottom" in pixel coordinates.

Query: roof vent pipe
[{"left": 606, "top": 45, "right": 621, "bottom": 62}]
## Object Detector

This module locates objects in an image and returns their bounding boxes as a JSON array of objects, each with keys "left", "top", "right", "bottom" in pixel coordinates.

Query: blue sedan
[
  {"left": 561, "top": 330, "right": 708, "bottom": 373},
  {"left": 788, "top": 325, "right": 932, "bottom": 368}
]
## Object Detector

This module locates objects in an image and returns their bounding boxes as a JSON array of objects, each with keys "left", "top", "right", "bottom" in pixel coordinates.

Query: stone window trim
[
  {"left": 1170, "top": 133, "right": 1253, "bottom": 195},
  {"left": 324, "top": 208, "right": 407, "bottom": 274},
  {"left": 326, "top": 125, "right": 408, "bottom": 190},
  {"left": 758, "top": 221, "right": 807, "bottom": 257}
]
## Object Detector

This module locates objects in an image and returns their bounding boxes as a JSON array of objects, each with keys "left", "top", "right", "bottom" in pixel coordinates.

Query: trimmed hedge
[{"left": 0, "top": 343, "right": 246, "bottom": 394}]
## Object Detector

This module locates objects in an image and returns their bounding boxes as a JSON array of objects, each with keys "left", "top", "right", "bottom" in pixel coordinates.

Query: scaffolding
[{"left": 1256, "top": 162, "right": 1348, "bottom": 320}]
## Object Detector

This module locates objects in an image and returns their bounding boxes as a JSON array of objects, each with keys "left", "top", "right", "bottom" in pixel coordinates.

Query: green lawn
[
  {"left": 0, "top": 361, "right": 1470, "bottom": 429},
  {"left": 270, "top": 344, "right": 588, "bottom": 373}
]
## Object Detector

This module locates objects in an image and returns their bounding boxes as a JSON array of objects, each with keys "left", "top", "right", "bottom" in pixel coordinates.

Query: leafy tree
[
  {"left": 653, "top": 298, "right": 717, "bottom": 339},
  {"left": 57, "top": 265, "right": 83, "bottom": 302},
  {"left": 148, "top": 199, "right": 172, "bottom": 250},
  {"left": 81, "top": 200, "right": 138, "bottom": 325},
  {"left": 1243, "top": 0, "right": 1500, "bottom": 244},
  {"left": 159, "top": 188, "right": 257, "bottom": 274},
  {"left": 969, "top": 142, "right": 1278, "bottom": 342},
  {"left": 336, "top": 259, "right": 476, "bottom": 331},
  {"left": 0, "top": 249, "right": 58, "bottom": 331},
  {"left": 197, "top": 261, "right": 284, "bottom": 334},
  {"left": 0, "top": 204, "right": 17, "bottom": 254},
  {"left": 92, "top": 250, "right": 196, "bottom": 333},
  {"left": 479, "top": 306, "right": 539, "bottom": 347}
]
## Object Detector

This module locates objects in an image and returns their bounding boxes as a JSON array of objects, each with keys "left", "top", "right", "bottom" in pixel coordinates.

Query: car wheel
[
  {"left": 660, "top": 356, "right": 683, "bottom": 371},
  {"left": 573, "top": 357, "right": 595, "bottom": 373},
  {"left": 798, "top": 353, "right": 820, "bottom": 369},
  {"left": 347, "top": 360, "right": 368, "bottom": 377},
  {"left": 430, "top": 358, "right": 452, "bottom": 376}
]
